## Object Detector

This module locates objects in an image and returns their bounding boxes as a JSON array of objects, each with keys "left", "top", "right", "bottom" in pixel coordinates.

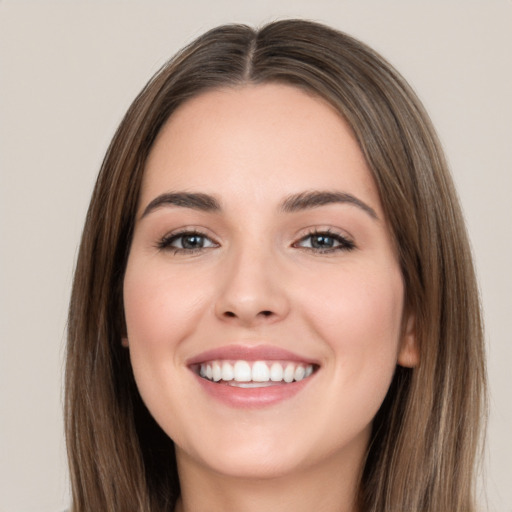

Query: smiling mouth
[{"left": 195, "top": 360, "right": 318, "bottom": 387}]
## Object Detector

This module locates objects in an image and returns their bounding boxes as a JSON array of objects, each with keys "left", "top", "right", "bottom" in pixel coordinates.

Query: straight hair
[{"left": 66, "top": 19, "right": 486, "bottom": 511}]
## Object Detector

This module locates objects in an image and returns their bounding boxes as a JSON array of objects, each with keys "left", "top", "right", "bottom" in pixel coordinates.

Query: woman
[{"left": 65, "top": 19, "right": 486, "bottom": 512}]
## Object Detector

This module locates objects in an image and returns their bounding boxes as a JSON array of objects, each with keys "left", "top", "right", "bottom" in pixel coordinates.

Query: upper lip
[{"left": 186, "top": 344, "right": 320, "bottom": 366}]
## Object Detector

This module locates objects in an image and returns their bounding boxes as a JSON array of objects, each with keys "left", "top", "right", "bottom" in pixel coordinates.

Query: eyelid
[
  {"left": 154, "top": 225, "right": 355, "bottom": 255},
  {"left": 292, "top": 227, "right": 356, "bottom": 253},
  {"left": 156, "top": 227, "right": 220, "bottom": 253}
]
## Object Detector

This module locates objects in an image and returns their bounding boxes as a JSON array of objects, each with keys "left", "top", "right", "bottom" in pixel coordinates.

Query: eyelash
[
  {"left": 293, "top": 229, "right": 356, "bottom": 254},
  {"left": 156, "top": 228, "right": 356, "bottom": 255},
  {"left": 156, "top": 229, "right": 218, "bottom": 254}
]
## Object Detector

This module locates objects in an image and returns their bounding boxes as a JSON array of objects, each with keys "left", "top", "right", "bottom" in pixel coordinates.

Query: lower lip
[{"left": 193, "top": 373, "right": 314, "bottom": 408}]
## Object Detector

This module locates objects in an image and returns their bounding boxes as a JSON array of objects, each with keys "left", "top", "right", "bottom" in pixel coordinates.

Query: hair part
[{"left": 66, "top": 19, "right": 486, "bottom": 512}]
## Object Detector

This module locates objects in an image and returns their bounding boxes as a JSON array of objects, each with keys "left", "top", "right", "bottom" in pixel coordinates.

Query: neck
[{"left": 174, "top": 446, "right": 364, "bottom": 512}]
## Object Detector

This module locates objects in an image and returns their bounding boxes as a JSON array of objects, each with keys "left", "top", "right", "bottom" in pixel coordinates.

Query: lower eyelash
[
  {"left": 298, "top": 230, "right": 356, "bottom": 253},
  {"left": 155, "top": 230, "right": 211, "bottom": 253},
  {"left": 155, "top": 229, "right": 355, "bottom": 254}
]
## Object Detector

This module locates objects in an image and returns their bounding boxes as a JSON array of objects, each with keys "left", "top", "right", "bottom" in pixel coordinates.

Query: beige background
[{"left": 0, "top": 1, "right": 510, "bottom": 511}]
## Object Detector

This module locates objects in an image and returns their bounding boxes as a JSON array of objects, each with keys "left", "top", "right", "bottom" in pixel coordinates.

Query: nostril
[{"left": 222, "top": 310, "right": 274, "bottom": 319}]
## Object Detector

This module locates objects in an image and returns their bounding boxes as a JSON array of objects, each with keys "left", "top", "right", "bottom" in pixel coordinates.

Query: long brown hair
[{"left": 66, "top": 19, "right": 486, "bottom": 511}]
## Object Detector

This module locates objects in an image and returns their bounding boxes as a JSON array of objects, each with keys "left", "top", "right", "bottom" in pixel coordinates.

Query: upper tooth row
[{"left": 199, "top": 360, "right": 314, "bottom": 383}]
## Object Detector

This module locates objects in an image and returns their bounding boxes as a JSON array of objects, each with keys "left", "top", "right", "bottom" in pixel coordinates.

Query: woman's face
[{"left": 123, "top": 84, "right": 416, "bottom": 480}]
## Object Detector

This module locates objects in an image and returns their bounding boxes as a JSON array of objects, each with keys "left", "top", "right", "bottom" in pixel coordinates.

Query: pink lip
[
  {"left": 187, "top": 344, "right": 319, "bottom": 409},
  {"left": 194, "top": 376, "right": 314, "bottom": 408},
  {"left": 186, "top": 344, "right": 319, "bottom": 365}
]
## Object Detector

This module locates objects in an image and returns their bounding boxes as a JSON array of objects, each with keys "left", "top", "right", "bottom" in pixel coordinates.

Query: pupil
[
  {"left": 182, "top": 235, "right": 203, "bottom": 249},
  {"left": 312, "top": 235, "right": 333, "bottom": 248}
]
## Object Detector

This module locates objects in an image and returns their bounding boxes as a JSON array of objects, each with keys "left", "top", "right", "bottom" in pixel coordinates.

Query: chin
[
  {"left": 197, "top": 448, "right": 307, "bottom": 480},
  {"left": 174, "top": 426, "right": 312, "bottom": 480}
]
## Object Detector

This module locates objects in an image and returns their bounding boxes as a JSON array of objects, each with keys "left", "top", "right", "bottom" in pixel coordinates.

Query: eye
[
  {"left": 294, "top": 230, "right": 355, "bottom": 253},
  {"left": 157, "top": 230, "right": 218, "bottom": 253}
]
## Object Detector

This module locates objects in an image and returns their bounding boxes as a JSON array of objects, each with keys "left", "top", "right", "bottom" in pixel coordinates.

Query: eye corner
[
  {"left": 156, "top": 228, "right": 220, "bottom": 254},
  {"left": 292, "top": 228, "right": 356, "bottom": 254}
]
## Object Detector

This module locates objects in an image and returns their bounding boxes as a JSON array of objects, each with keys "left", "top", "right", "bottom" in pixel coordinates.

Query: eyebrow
[
  {"left": 281, "top": 191, "right": 378, "bottom": 219},
  {"left": 141, "top": 192, "right": 221, "bottom": 218},
  {"left": 140, "top": 189, "right": 378, "bottom": 220}
]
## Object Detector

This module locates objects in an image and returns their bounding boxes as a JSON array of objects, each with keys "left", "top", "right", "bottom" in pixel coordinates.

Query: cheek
[
  {"left": 122, "top": 259, "right": 212, "bottom": 420},
  {"left": 302, "top": 263, "right": 404, "bottom": 384},
  {"left": 122, "top": 261, "right": 209, "bottom": 436},
  {"left": 123, "top": 261, "right": 209, "bottom": 351},
  {"left": 321, "top": 264, "right": 402, "bottom": 338}
]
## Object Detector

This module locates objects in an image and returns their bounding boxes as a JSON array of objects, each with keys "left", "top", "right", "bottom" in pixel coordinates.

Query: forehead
[{"left": 140, "top": 83, "right": 382, "bottom": 216}]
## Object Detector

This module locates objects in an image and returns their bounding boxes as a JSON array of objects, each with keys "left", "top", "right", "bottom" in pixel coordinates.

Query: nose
[{"left": 214, "top": 245, "right": 290, "bottom": 327}]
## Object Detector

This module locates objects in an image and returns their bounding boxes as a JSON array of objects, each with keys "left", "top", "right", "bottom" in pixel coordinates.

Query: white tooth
[
  {"left": 234, "top": 360, "right": 251, "bottom": 382},
  {"left": 270, "top": 362, "right": 284, "bottom": 382},
  {"left": 221, "top": 361, "right": 234, "bottom": 381},
  {"left": 206, "top": 364, "right": 213, "bottom": 380},
  {"left": 229, "top": 381, "right": 272, "bottom": 388},
  {"left": 199, "top": 364, "right": 206, "bottom": 378},
  {"left": 305, "top": 365, "right": 313, "bottom": 377},
  {"left": 283, "top": 363, "right": 295, "bottom": 383},
  {"left": 252, "top": 361, "right": 270, "bottom": 382},
  {"left": 294, "top": 366, "right": 306, "bottom": 381},
  {"left": 212, "top": 361, "right": 222, "bottom": 382}
]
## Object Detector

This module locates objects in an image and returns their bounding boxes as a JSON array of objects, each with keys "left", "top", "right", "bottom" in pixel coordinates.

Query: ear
[
  {"left": 121, "top": 337, "right": 129, "bottom": 348},
  {"left": 397, "top": 314, "right": 419, "bottom": 368}
]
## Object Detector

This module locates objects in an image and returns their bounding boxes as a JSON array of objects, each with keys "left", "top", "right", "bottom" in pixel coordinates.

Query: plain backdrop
[{"left": 0, "top": 2, "right": 511, "bottom": 511}]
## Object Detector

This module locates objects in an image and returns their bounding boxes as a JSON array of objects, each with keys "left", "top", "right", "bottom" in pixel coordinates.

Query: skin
[{"left": 123, "top": 83, "right": 418, "bottom": 512}]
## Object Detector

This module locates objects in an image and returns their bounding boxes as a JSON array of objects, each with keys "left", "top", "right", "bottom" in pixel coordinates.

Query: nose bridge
[{"left": 215, "top": 237, "right": 289, "bottom": 325}]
